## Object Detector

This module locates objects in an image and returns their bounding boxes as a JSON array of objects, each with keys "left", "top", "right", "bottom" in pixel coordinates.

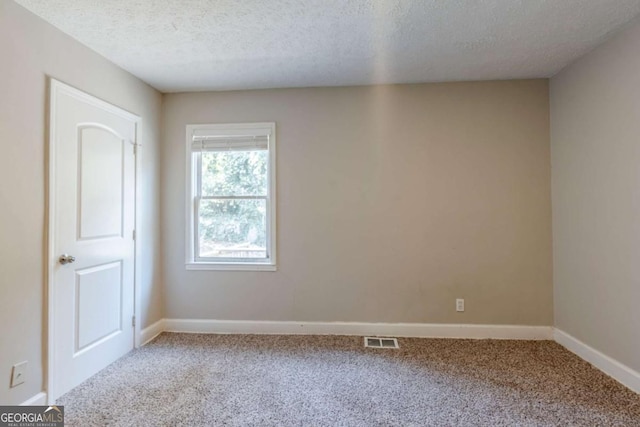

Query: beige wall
[
  {"left": 0, "top": 1, "right": 164, "bottom": 404},
  {"left": 162, "top": 81, "right": 553, "bottom": 326},
  {"left": 551, "top": 17, "right": 640, "bottom": 373}
]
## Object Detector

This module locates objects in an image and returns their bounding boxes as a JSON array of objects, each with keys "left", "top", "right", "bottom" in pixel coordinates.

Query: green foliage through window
[
  {"left": 198, "top": 149, "right": 268, "bottom": 259},
  {"left": 201, "top": 150, "right": 267, "bottom": 196}
]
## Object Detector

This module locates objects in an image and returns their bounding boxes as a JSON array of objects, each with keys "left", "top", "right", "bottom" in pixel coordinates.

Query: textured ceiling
[{"left": 14, "top": 0, "right": 640, "bottom": 92}]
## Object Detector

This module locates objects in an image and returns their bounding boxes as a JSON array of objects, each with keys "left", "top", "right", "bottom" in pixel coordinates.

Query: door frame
[{"left": 46, "top": 78, "right": 143, "bottom": 404}]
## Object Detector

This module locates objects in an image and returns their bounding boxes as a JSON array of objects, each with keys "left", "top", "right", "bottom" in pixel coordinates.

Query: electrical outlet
[
  {"left": 10, "top": 361, "right": 27, "bottom": 388},
  {"left": 456, "top": 299, "right": 465, "bottom": 312}
]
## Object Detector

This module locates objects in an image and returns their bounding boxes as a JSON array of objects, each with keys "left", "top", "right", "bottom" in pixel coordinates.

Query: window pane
[
  {"left": 198, "top": 199, "right": 267, "bottom": 259},
  {"left": 201, "top": 150, "right": 268, "bottom": 196}
]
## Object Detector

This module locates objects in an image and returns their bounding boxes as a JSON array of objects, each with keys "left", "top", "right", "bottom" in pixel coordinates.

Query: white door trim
[{"left": 46, "top": 78, "right": 142, "bottom": 404}]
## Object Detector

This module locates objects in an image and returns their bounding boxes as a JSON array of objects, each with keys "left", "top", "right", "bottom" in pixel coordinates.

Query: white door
[{"left": 49, "top": 80, "right": 138, "bottom": 400}]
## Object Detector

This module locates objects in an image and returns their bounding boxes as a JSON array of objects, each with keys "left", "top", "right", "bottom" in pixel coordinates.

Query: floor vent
[{"left": 364, "top": 337, "right": 399, "bottom": 349}]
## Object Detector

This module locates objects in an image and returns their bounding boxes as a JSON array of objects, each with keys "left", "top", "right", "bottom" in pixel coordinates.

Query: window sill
[{"left": 185, "top": 262, "right": 277, "bottom": 271}]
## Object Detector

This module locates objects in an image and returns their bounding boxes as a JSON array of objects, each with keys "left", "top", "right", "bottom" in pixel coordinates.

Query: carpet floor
[{"left": 57, "top": 333, "right": 640, "bottom": 426}]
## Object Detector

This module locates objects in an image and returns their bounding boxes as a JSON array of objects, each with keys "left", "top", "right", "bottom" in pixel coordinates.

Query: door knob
[{"left": 59, "top": 254, "right": 76, "bottom": 265}]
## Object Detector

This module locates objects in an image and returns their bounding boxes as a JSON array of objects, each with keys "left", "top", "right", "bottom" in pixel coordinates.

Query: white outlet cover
[
  {"left": 456, "top": 299, "right": 465, "bottom": 312},
  {"left": 11, "top": 361, "right": 27, "bottom": 387}
]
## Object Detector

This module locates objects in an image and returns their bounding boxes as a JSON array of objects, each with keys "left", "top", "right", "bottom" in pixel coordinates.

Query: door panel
[
  {"left": 49, "top": 80, "right": 138, "bottom": 400},
  {"left": 78, "top": 126, "right": 125, "bottom": 240},
  {"left": 75, "top": 261, "right": 123, "bottom": 352}
]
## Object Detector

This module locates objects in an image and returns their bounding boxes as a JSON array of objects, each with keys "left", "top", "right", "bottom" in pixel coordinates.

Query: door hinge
[
  {"left": 132, "top": 316, "right": 136, "bottom": 327},
  {"left": 132, "top": 229, "right": 136, "bottom": 240},
  {"left": 133, "top": 144, "right": 137, "bottom": 155}
]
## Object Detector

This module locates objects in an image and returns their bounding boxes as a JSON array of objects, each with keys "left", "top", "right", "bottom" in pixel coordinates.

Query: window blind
[{"left": 191, "top": 135, "right": 269, "bottom": 152}]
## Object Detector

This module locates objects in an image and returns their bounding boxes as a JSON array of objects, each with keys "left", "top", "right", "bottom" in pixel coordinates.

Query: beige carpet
[{"left": 57, "top": 333, "right": 640, "bottom": 426}]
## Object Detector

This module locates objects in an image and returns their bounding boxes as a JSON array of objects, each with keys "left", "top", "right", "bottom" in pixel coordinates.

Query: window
[{"left": 186, "top": 123, "right": 276, "bottom": 270}]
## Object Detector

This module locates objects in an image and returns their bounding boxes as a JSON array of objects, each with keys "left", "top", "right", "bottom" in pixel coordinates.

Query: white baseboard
[
  {"left": 140, "top": 319, "right": 166, "bottom": 346},
  {"left": 163, "top": 318, "right": 553, "bottom": 340},
  {"left": 554, "top": 329, "right": 640, "bottom": 394},
  {"left": 20, "top": 391, "right": 47, "bottom": 406}
]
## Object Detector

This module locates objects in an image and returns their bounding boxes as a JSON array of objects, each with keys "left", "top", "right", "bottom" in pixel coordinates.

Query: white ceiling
[{"left": 15, "top": 0, "right": 640, "bottom": 93}]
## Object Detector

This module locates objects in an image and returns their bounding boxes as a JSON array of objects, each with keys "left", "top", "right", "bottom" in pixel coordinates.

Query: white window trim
[{"left": 185, "top": 122, "right": 277, "bottom": 271}]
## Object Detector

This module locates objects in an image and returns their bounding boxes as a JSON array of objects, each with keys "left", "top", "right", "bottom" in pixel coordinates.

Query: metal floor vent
[{"left": 364, "top": 337, "right": 399, "bottom": 349}]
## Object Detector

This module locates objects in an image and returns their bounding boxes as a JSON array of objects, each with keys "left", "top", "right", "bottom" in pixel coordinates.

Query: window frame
[{"left": 185, "top": 122, "right": 277, "bottom": 271}]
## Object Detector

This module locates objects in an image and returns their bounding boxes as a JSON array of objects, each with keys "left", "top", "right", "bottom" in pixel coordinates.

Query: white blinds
[
  {"left": 191, "top": 135, "right": 269, "bottom": 152},
  {"left": 191, "top": 126, "right": 271, "bottom": 152}
]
